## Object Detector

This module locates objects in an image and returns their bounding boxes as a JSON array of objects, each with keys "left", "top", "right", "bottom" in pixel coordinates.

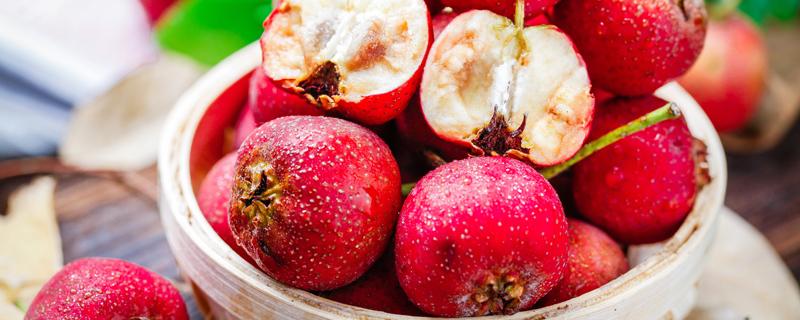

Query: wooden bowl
[{"left": 158, "top": 43, "right": 727, "bottom": 319}]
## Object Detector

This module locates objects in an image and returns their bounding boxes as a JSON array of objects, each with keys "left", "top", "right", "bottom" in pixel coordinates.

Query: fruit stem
[
  {"left": 514, "top": 0, "right": 527, "bottom": 53},
  {"left": 400, "top": 102, "right": 682, "bottom": 196},
  {"left": 401, "top": 182, "right": 416, "bottom": 196},
  {"left": 539, "top": 102, "right": 682, "bottom": 179}
]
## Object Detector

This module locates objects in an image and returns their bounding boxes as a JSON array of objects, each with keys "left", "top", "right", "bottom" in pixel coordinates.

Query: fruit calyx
[
  {"left": 296, "top": 61, "right": 342, "bottom": 110},
  {"left": 235, "top": 161, "right": 283, "bottom": 227},
  {"left": 471, "top": 272, "right": 526, "bottom": 315},
  {"left": 472, "top": 109, "right": 529, "bottom": 156}
]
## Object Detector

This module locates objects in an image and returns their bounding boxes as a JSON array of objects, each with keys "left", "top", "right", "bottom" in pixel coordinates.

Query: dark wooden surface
[{"left": 725, "top": 122, "right": 800, "bottom": 282}]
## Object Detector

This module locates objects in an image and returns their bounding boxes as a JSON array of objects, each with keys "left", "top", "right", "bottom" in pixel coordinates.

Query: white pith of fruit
[
  {"left": 261, "top": 0, "right": 430, "bottom": 104},
  {"left": 421, "top": 10, "right": 593, "bottom": 165}
]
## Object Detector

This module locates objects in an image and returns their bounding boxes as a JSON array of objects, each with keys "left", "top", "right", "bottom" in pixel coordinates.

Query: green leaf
[
  {"left": 737, "top": 0, "right": 798, "bottom": 24},
  {"left": 738, "top": 0, "right": 770, "bottom": 24},
  {"left": 706, "top": 0, "right": 742, "bottom": 19},
  {"left": 156, "top": 0, "right": 272, "bottom": 66},
  {"left": 768, "top": 0, "right": 800, "bottom": 21}
]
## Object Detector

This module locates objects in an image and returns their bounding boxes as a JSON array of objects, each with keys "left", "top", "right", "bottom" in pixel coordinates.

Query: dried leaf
[
  {"left": 60, "top": 53, "right": 205, "bottom": 171},
  {"left": 0, "top": 177, "right": 62, "bottom": 313}
]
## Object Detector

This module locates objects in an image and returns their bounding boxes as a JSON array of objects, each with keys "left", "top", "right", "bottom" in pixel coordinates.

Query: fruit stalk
[
  {"left": 401, "top": 102, "right": 681, "bottom": 196},
  {"left": 515, "top": 0, "right": 527, "bottom": 52},
  {"left": 539, "top": 102, "right": 681, "bottom": 179},
  {"left": 402, "top": 182, "right": 416, "bottom": 196}
]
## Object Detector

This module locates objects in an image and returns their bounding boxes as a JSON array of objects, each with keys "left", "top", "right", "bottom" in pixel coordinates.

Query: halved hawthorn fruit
[
  {"left": 420, "top": 10, "right": 594, "bottom": 166},
  {"left": 258, "top": 0, "right": 433, "bottom": 125}
]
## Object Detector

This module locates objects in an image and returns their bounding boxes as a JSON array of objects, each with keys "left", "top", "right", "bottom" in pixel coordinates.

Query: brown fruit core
[
  {"left": 472, "top": 109, "right": 529, "bottom": 156},
  {"left": 234, "top": 161, "right": 283, "bottom": 227},
  {"left": 297, "top": 61, "right": 342, "bottom": 110},
  {"left": 471, "top": 272, "right": 526, "bottom": 315}
]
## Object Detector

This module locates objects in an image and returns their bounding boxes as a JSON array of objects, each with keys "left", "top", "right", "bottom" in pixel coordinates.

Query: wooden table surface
[{"left": 725, "top": 123, "right": 800, "bottom": 281}]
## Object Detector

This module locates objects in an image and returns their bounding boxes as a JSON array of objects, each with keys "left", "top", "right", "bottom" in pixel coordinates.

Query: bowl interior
[{"left": 188, "top": 71, "right": 251, "bottom": 192}]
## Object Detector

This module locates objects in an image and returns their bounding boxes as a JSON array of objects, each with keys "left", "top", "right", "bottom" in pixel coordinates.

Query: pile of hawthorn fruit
[
  {"left": 24, "top": 0, "right": 711, "bottom": 319},
  {"left": 215, "top": 0, "right": 711, "bottom": 316}
]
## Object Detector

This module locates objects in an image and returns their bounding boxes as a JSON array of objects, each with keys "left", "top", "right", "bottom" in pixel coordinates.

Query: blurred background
[{"left": 0, "top": 0, "right": 797, "bottom": 318}]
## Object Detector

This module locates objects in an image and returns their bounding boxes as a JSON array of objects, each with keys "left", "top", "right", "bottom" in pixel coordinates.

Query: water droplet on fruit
[{"left": 604, "top": 166, "right": 624, "bottom": 187}]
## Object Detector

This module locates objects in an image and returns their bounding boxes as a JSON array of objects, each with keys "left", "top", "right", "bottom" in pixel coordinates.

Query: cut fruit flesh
[
  {"left": 421, "top": 10, "right": 593, "bottom": 165},
  {"left": 262, "top": 0, "right": 430, "bottom": 105}
]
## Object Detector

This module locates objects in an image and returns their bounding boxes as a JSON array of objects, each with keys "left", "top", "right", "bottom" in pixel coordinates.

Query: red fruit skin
[
  {"left": 248, "top": 66, "right": 324, "bottom": 125},
  {"left": 231, "top": 116, "right": 402, "bottom": 290},
  {"left": 324, "top": 250, "right": 425, "bottom": 316},
  {"left": 333, "top": 66, "right": 427, "bottom": 126},
  {"left": 678, "top": 14, "right": 766, "bottom": 133},
  {"left": 234, "top": 105, "right": 258, "bottom": 148},
  {"left": 139, "top": 0, "right": 176, "bottom": 24},
  {"left": 442, "top": 0, "right": 559, "bottom": 19},
  {"left": 432, "top": 11, "right": 459, "bottom": 39},
  {"left": 552, "top": 0, "right": 707, "bottom": 96},
  {"left": 396, "top": 94, "right": 469, "bottom": 161},
  {"left": 539, "top": 219, "right": 629, "bottom": 306},
  {"left": 573, "top": 96, "right": 698, "bottom": 244},
  {"left": 525, "top": 13, "right": 550, "bottom": 26},
  {"left": 256, "top": 6, "right": 434, "bottom": 126},
  {"left": 197, "top": 153, "right": 255, "bottom": 264},
  {"left": 592, "top": 88, "right": 615, "bottom": 106},
  {"left": 427, "top": 0, "right": 445, "bottom": 14},
  {"left": 25, "top": 258, "right": 188, "bottom": 320},
  {"left": 395, "top": 156, "right": 569, "bottom": 317}
]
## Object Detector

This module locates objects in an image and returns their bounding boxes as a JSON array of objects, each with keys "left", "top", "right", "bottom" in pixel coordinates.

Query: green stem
[
  {"left": 539, "top": 102, "right": 681, "bottom": 179},
  {"left": 400, "top": 102, "right": 682, "bottom": 196},
  {"left": 401, "top": 182, "right": 416, "bottom": 196}
]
